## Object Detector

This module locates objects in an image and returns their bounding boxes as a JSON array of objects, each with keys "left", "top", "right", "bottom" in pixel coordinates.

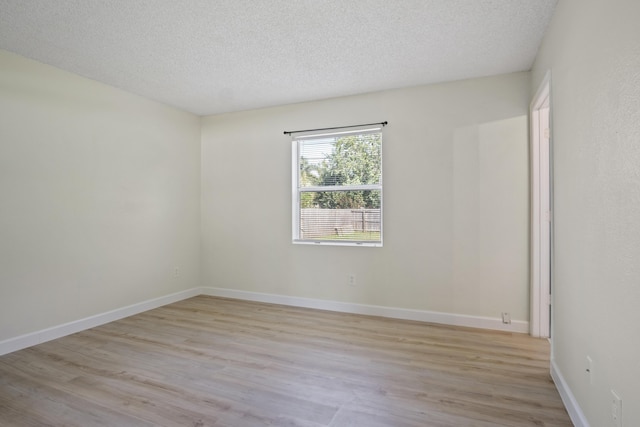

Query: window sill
[{"left": 293, "top": 239, "right": 383, "bottom": 248}]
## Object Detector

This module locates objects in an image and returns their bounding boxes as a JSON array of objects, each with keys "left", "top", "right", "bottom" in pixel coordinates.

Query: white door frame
[{"left": 530, "top": 71, "right": 552, "bottom": 338}]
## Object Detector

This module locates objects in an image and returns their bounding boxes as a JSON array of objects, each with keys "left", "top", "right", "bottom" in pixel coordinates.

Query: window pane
[
  {"left": 299, "top": 133, "right": 381, "bottom": 188},
  {"left": 299, "top": 191, "right": 381, "bottom": 242}
]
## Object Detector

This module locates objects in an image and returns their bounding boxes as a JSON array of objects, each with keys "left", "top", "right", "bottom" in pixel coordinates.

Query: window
[{"left": 292, "top": 125, "right": 383, "bottom": 246}]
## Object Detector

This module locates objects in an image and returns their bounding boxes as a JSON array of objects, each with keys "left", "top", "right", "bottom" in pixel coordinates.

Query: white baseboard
[
  {"left": 0, "top": 288, "right": 200, "bottom": 356},
  {"left": 0, "top": 286, "right": 529, "bottom": 356},
  {"left": 200, "top": 287, "right": 530, "bottom": 333},
  {"left": 551, "top": 358, "right": 590, "bottom": 427}
]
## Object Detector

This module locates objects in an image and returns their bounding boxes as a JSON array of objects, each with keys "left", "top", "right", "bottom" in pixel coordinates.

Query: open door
[{"left": 530, "top": 72, "right": 552, "bottom": 339}]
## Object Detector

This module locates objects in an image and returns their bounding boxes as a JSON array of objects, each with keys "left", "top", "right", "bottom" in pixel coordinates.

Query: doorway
[{"left": 530, "top": 72, "right": 552, "bottom": 339}]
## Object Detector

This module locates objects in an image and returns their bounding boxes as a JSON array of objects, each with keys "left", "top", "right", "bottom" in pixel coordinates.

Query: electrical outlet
[
  {"left": 348, "top": 274, "right": 356, "bottom": 286},
  {"left": 501, "top": 312, "right": 511, "bottom": 324},
  {"left": 586, "top": 356, "right": 594, "bottom": 384},
  {"left": 611, "top": 390, "right": 622, "bottom": 427},
  {"left": 174, "top": 267, "right": 180, "bottom": 277}
]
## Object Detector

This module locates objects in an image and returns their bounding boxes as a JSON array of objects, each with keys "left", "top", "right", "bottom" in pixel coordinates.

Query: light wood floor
[{"left": 0, "top": 296, "right": 572, "bottom": 426}]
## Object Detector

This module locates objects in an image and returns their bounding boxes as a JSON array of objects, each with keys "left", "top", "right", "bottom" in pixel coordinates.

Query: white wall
[
  {"left": 201, "top": 72, "right": 529, "bottom": 324},
  {"left": 0, "top": 50, "right": 201, "bottom": 342},
  {"left": 532, "top": 0, "right": 640, "bottom": 425}
]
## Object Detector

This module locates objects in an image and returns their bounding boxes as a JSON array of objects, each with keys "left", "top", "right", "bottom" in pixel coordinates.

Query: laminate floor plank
[{"left": 0, "top": 296, "right": 572, "bottom": 426}]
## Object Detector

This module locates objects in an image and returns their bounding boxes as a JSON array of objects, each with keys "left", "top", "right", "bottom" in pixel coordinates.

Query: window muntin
[{"left": 292, "top": 126, "right": 383, "bottom": 246}]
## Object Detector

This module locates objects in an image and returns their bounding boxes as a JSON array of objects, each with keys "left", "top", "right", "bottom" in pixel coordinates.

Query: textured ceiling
[{"left": 0, "top": 0, "right": 557, "bottom": 116}]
